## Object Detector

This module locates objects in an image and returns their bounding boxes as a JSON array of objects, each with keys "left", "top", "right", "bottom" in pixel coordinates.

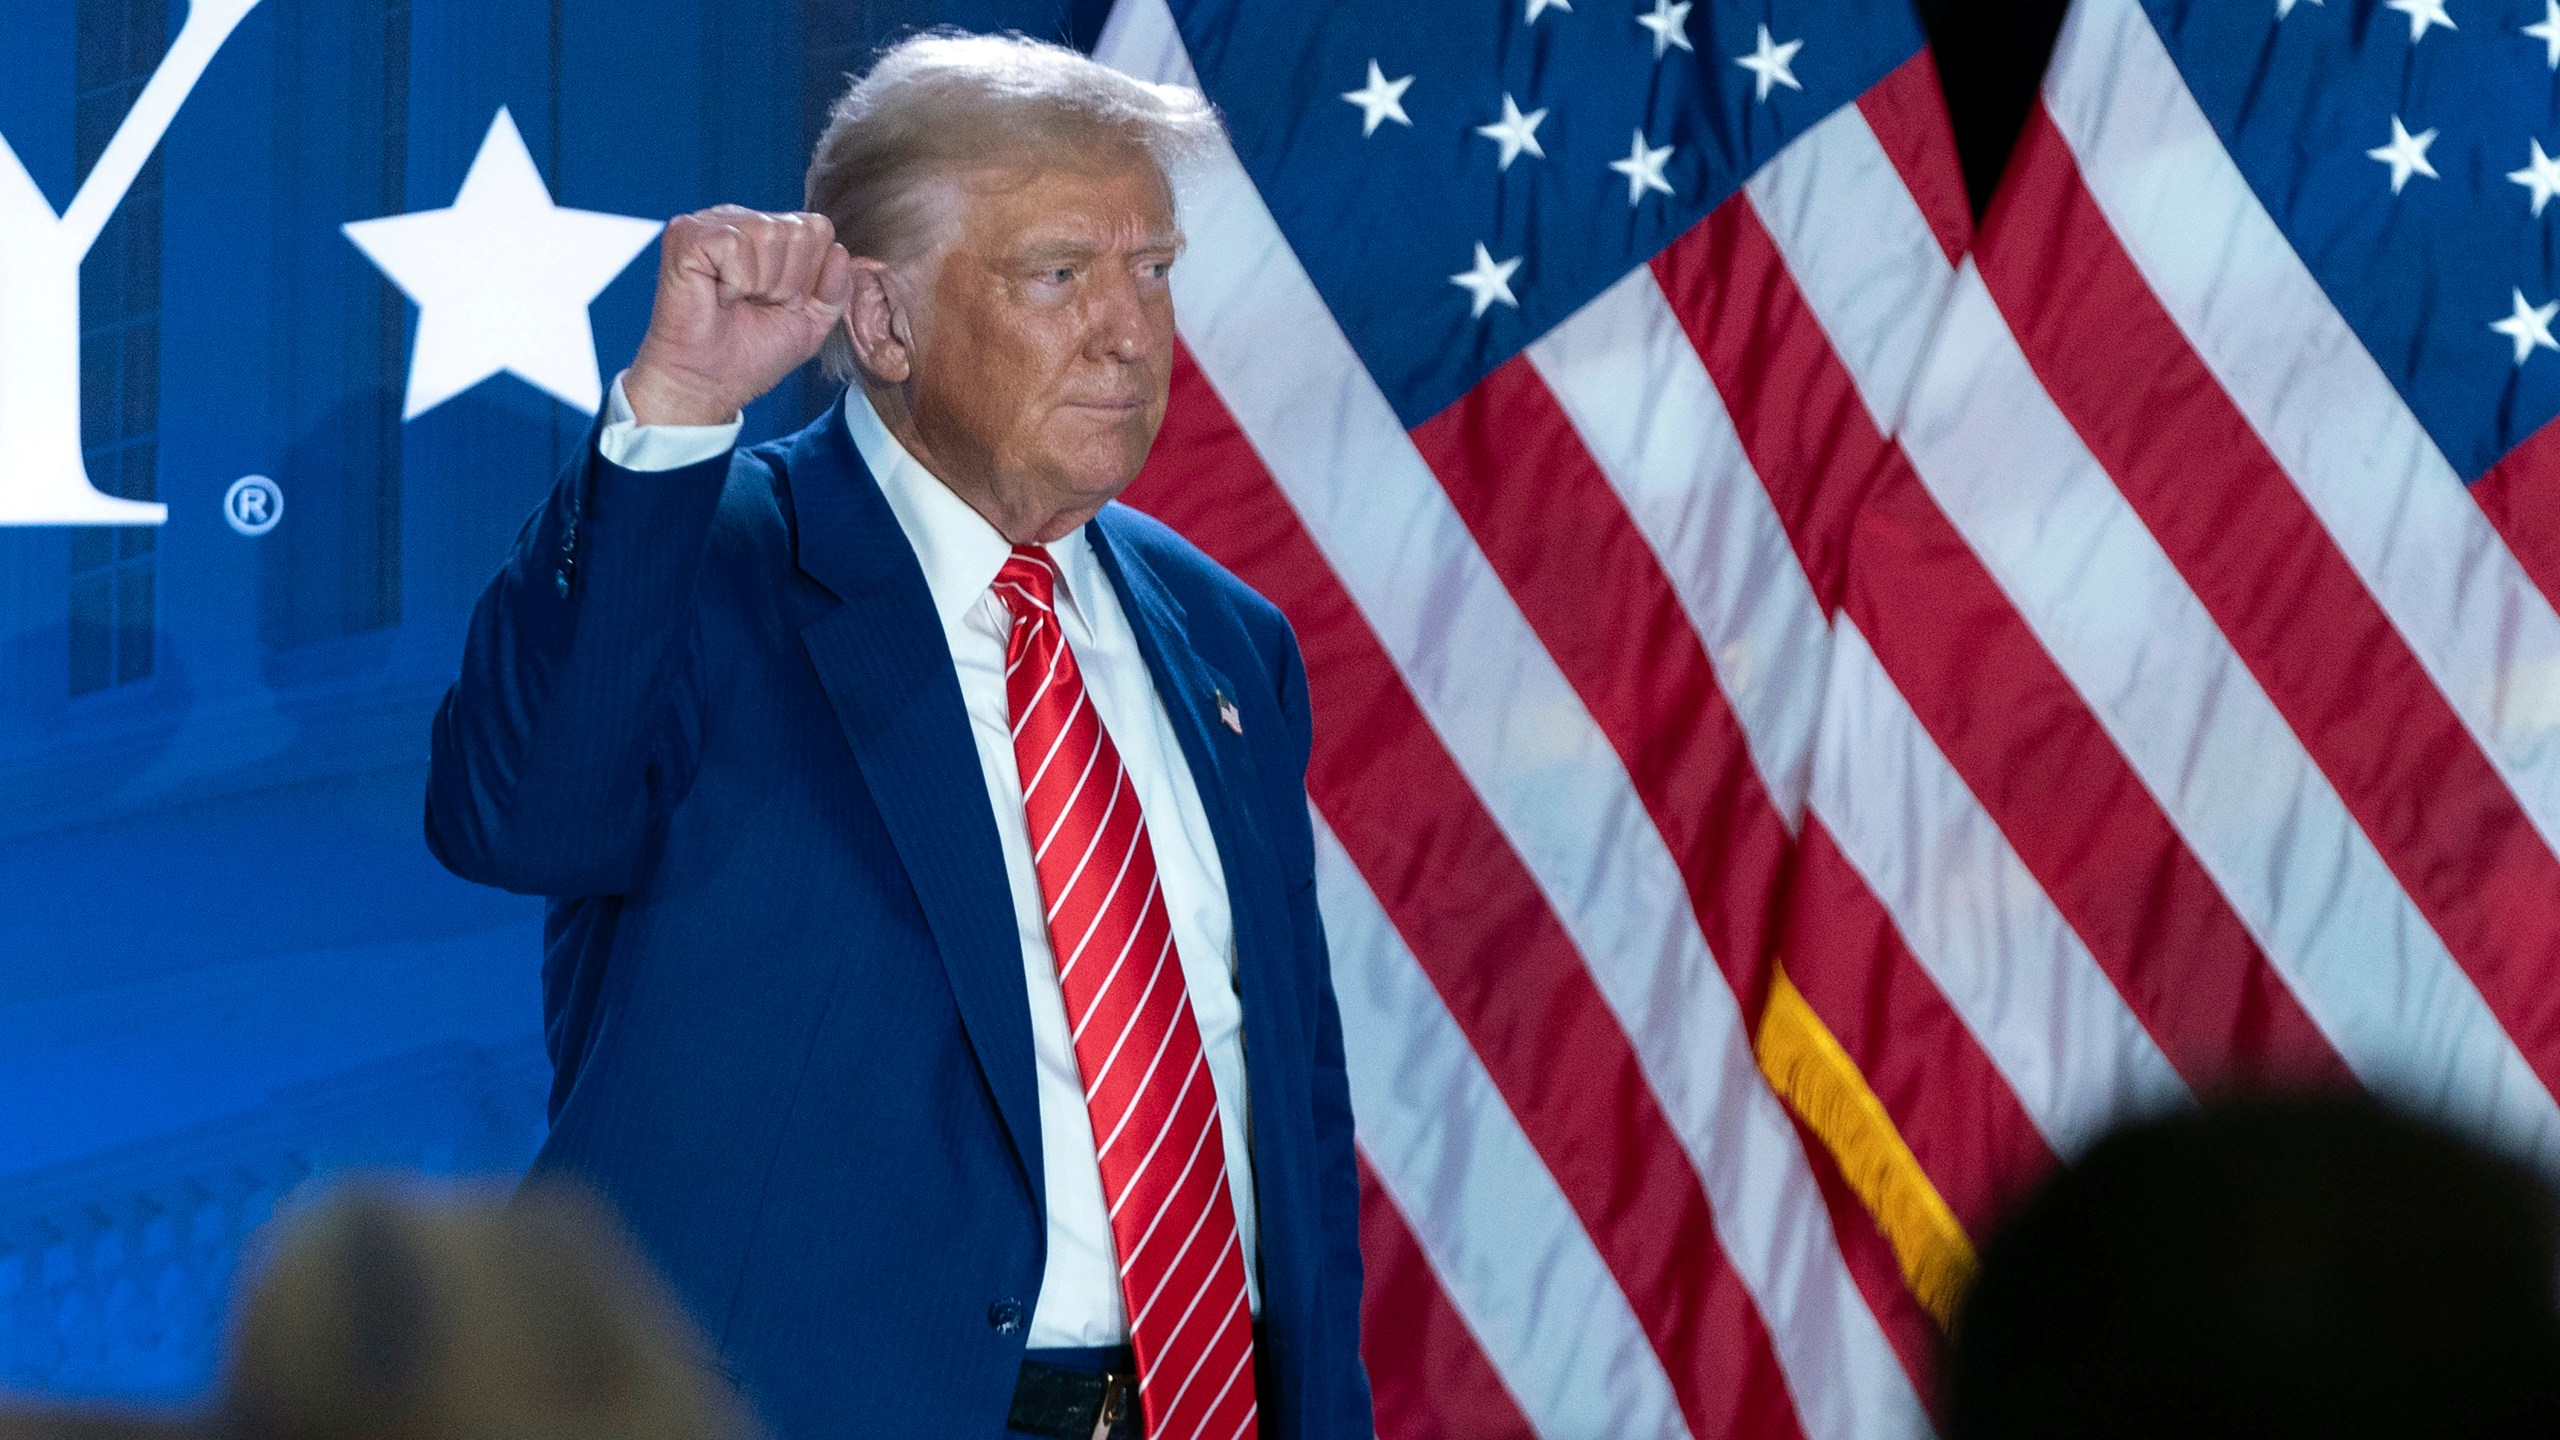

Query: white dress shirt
[{"left": 599, "top": 378, "right": 1259, "bottom": 1347}]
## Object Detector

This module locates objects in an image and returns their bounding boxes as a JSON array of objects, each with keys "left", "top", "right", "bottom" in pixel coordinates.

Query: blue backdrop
[{"left": 0, "top": 0, "right": 1101, "bottom": 1401}]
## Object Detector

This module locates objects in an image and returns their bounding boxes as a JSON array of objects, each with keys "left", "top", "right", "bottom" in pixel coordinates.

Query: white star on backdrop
[
  {"left": 344, "top": 108, "right": 659, "bottom": 419},
  {"left": 1450, "top": 243, "right": 1522, "bottom": 318},
  {"left": 1526, "top": 0, "right": 1572, "bottom": 21},
  {"left": 1476, "top": 93, "right": 1549, "bottom": 169},
  {"left": 2493, "top": 287, "right": 2560, "bottom": 364},
  {"left": 2511, "top": 138, "right": 2560, "bottom": 216},
  {"left": 2367, "top": 115, "right": 2440, "bottom": 193},
  {"left": 1609, "top": 131, "right": 1676, "bottom": 203},
  {"left": 2528, "top": 0, "right": 2560, "bottom": 67},
  {"left": 1638, "top": 0, "right": 1694, "bottom": 58},
  {"left": 2385, "top": 0, "right": 2456, "bottom": 41},
  {"left": 1735, "top": 25, "right": 1806, "bottom": 102},
  {"left": 2275, "top": 0, "right": 2321, "bottom": 18},
  {"left": 1343, "top": 60, "right": 1414, "bottom": 137}
]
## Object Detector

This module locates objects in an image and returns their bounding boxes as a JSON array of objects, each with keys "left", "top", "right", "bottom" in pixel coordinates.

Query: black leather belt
[{"left": 1008, "top": 1358, "right": 1141, "bottom": 1440}]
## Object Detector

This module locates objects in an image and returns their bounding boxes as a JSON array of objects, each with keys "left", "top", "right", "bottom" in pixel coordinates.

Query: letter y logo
[{"left": 0, "top": 0, "right": 260, "bottom": 526}]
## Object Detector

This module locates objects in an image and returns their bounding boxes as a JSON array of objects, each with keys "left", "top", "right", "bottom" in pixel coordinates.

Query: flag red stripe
[
  {"left": 1650, "top": 200, "right": 1876, "bottom": 615},
  {"left": 1845, "top": 455, "right": 2353, "bottom": 1088},
  {"left": 1409, "top": 358, "right": 1792, "bottom": 1014},
  {"left": 1852, "top": 50, "right": 1972, "bottom": 266},
  {"left": 1783, "top": 816, "right": 2057, "bottom": 1231},
  {"left": 2470, "top": 415, "right": 2560, "bottom": 617},
  {"left": 1133, "top": 347, "right": 1807, "bottom": 1440},
  {"left": 1983, "top": 107, "right": 2560, "bottom": 1098},
  {"left": 1357, "top": 1160, "right": 1540, "bottom": 1440}
]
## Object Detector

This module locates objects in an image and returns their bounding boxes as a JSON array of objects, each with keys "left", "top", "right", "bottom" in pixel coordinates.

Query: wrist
[{"left": 623, "top": 355, "right": 743, "bottom": 428}]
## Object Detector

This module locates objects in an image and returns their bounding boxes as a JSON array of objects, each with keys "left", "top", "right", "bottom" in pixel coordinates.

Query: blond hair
[
  {"left": 215, "top": 1182, "right": 747, "bottom": 1440},
  {"left": 804, "top": 31, "right": 1220, "bottom": 380}
]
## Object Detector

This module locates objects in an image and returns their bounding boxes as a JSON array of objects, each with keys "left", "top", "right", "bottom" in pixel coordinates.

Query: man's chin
[{"left": 1044, "top": 438, "right": 1156, "bottom": 503}]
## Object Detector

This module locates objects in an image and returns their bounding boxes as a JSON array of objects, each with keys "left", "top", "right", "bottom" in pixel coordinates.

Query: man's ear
[{"left": 844, "top": 258, "right": 913, "bottom": 384}]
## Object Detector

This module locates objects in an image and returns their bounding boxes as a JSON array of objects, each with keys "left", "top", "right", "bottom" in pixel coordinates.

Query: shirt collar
[{"left": 842, "top": 388, "right": 1100, "bottom": 632}]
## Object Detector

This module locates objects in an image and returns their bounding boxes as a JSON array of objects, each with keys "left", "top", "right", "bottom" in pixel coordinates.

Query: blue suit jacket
[{"left": 424, "top": 400, "right": 1373, "bottom": 1440}]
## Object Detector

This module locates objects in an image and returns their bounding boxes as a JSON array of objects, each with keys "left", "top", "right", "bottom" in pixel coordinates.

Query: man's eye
[
  {"left": 1139, "top": 260, "right": 1171, "bottom": 280},
  {"left": 1043, "top": 267, "right": 1075, "bottom": 284}
]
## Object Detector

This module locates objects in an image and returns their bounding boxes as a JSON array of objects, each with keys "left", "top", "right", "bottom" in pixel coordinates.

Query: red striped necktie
[{"left": 993, "top": 545, "right": 1259, "bottom": 1440}]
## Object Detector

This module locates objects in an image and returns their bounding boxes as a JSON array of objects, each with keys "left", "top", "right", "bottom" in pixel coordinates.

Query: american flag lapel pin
[{"left": 1214, "top": 689, "right": 1243, "bottom": 735}]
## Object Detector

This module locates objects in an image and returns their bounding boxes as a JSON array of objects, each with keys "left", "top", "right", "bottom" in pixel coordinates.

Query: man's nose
[{"left": 1084, "top": 269, "right": 1154, "bottom": 363}]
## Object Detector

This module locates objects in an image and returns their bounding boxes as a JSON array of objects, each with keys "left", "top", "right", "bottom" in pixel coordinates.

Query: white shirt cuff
[{"left": 597, "top": 371, "right": 744, "bottom": 471}]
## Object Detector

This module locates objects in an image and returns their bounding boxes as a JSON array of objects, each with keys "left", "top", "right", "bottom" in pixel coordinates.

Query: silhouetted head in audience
[
  {"left": 1945, "top": 1092, "right": 2560, "bottom": 1440},
  {"left": 212, "top": 1182, "right": 748, "bottom": 1440},
  {"left": 0, "top": 1409, "right": 199, "bottom": 1440}
]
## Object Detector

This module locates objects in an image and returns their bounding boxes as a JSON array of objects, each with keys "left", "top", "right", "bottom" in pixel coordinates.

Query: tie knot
[{"left": 994, "top": 545, "right": 1060, "bottom": 621}]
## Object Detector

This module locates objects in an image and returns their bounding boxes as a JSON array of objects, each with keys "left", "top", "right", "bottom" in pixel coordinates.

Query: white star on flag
[
  {"left": 1450, "top": 242, "right": 1522, "bottom": 318},
  {"left": 2275, "top": 0, "right": 2320, "bottom": 17},
  {"left": 2366, "top": 115, "right": 2440, "bottom": 194},
  {"left": 2511, "top": 138, "right": 2560, "bottom": 217},
  {"left": 1475, "top": 93, "right": 1549, "bottom": 169},
  {"left": 2528, "top": 0, "right": 2560, "bottom": 68},
  {"left": 1609, "top": 131, "right": 1676, "bottom": 203},
  {"left": 1526, "top": 0, "right": 1571, "bottom": 20},
  {"left": 1637, "top": 0, "right": 1694, "bottom": 58},
  {"left": 1342, "top": 60, "right": 1414, "bottom": 137},
  {"left": 2493, "top": 288, "right": 2560, "bottom": 365},
  {"left": 1735, "top": 25, "right": 1806, "bottom": 102},
  {"left": 344, "top": 108, "right": 660, "bottom": 419},
  {"left": 2384, "top": 0, "right": 2455, "bottom": 41}
]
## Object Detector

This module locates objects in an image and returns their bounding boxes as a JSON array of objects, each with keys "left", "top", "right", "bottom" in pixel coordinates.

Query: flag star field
[{"left": 2153, "top": 0, "right": 2560, "bottom": 477}]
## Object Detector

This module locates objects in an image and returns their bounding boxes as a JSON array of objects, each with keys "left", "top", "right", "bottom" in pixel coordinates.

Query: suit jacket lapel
[
  {"left": 785, "top": 407, "right": 1043, "bottom": 1203},
  {"left": 1084, "top": 510, "right": 1301, "bottom": 1106}
]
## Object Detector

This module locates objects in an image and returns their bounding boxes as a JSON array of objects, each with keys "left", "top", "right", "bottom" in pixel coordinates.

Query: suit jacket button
[{"left": 988, "top": 1299, "right": 1026, "bottom": 1334}]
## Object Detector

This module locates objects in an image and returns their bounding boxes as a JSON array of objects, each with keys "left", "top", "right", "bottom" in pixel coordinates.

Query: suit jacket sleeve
[{"left": 424, "top": 429, "right": 733, "bottom": 897}]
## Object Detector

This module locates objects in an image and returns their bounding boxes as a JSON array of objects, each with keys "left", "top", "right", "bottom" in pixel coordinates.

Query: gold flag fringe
[{"left": 1754, "top": 962, "right": 1976, "bottom": 1325}]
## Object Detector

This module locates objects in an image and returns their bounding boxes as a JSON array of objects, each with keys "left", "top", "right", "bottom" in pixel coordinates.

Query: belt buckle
[{"left": 1091, "top": 1371, "right": 1136, "bottom": 1440}]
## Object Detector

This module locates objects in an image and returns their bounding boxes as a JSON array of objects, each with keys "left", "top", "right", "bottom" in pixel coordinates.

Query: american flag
[
  {"left": 1094, "top": 0, "right": 1963, "bottom": 1433},
  {"left": 1779, "top": 0, "right": 2560, "bottom": 1355},
  {"left": 1095, "top": 0, "right": 2560, "bottom": 1428}
]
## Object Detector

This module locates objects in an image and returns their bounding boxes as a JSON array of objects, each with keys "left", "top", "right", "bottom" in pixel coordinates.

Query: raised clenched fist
[{"left": 623, "top": 206, "right": 855, "bottom": 427}]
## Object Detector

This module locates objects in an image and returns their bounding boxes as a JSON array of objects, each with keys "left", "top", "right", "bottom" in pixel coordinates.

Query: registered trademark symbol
[{"left": 224, "top": 475, "right": 282, "bottom": 536}]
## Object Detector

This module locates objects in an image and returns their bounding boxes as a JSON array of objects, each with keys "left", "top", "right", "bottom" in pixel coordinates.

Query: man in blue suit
[{"left": 424, "top": 32, "right": 1371, "bottom": 1440}]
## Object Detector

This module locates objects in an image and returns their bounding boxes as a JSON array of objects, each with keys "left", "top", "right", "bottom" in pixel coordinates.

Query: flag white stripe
[
  {"left": 1741, "top": 102, "right": 1958, "bottom": 433},
  {"left": 1526, "top": 264, "right": 1827, "bottom": 829},
  {"left": 1815, "top": 617, "right": 2191, "bottom": 1147},
  {"left": 1898, "top": 266, "right": 2560, "bottom": 1166},
  {"left": 2041, "top": 0, "right": 2560, "bottom": 865},
  {"left": 1317, "top": 819, "right": 1693, "bottom": 1440}
]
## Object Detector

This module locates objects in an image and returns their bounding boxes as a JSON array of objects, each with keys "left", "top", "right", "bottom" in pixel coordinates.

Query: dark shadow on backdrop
[{"left": 1916, "top": 0, "right": 2073, "bottom": 218}]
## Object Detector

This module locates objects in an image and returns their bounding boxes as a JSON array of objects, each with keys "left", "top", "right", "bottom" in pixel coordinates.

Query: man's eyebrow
[{"left": 1013, "top": 233, "right": 1186, "bottom": 263}]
